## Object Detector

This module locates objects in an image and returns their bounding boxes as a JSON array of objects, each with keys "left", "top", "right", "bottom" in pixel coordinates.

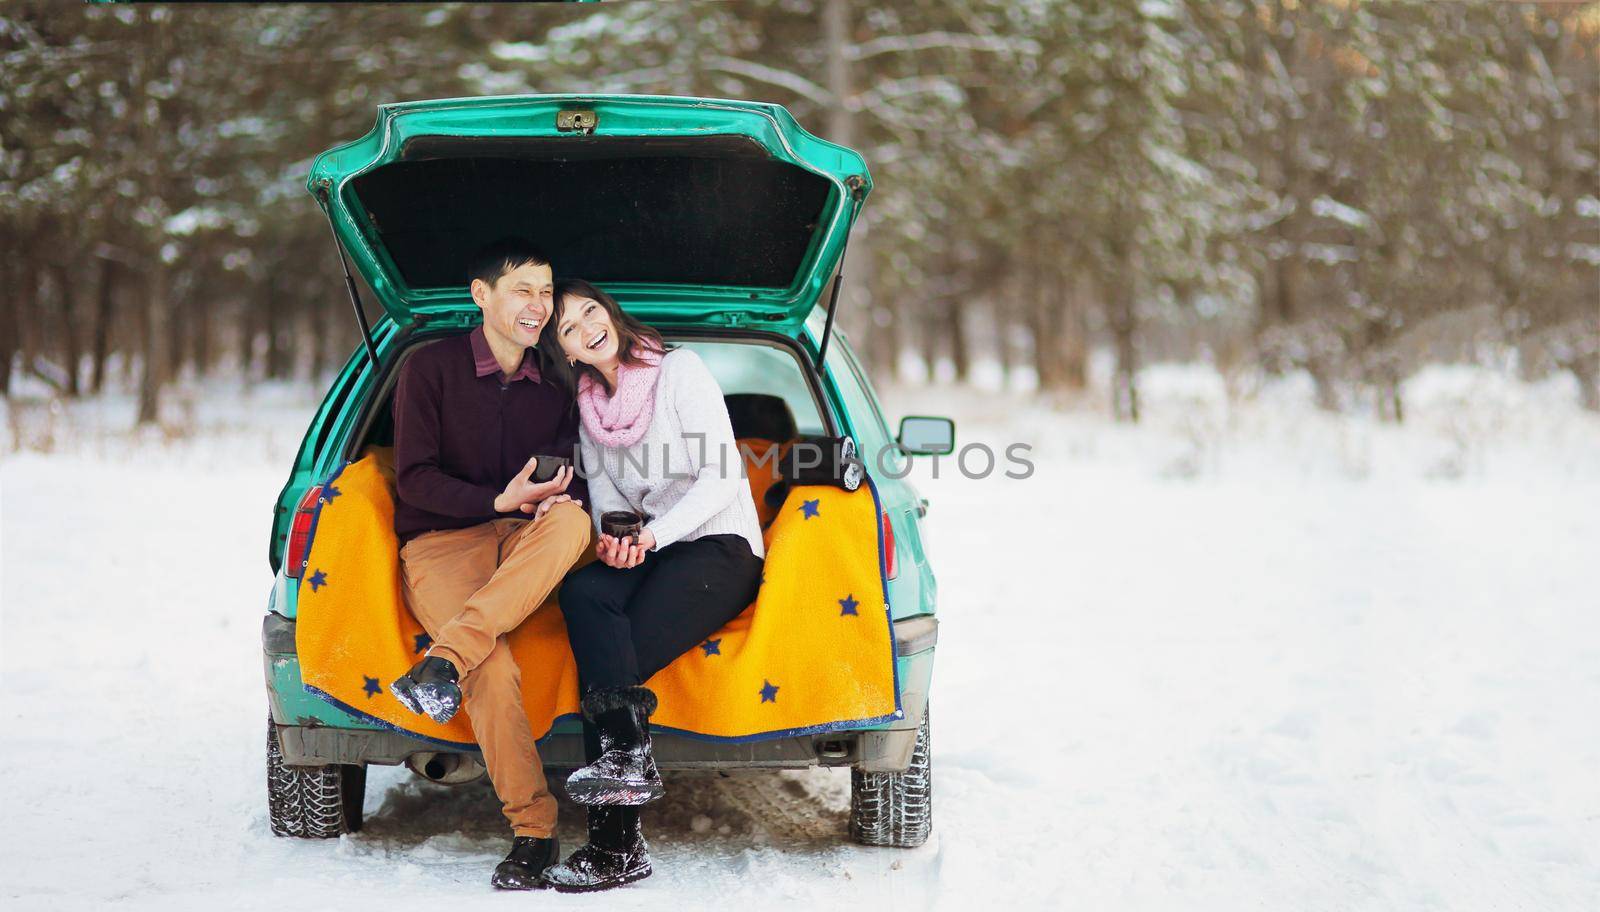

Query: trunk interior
[{"left": 351, "top": 136, "right": 834, "bottom": 291}]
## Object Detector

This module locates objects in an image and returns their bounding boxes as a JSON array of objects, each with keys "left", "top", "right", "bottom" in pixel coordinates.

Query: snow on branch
[
  {"left": 847, "top": 31, "right": 1038, "bottom": 62},
  {"left": 858, "top": 76, "right": 965, "bottom": 109},
  {"left": 706, "top": 56, "right": 832, "bottom": 107},
  {"left": 1311, "top": 195, "right": 1376, "bottom": 232}
]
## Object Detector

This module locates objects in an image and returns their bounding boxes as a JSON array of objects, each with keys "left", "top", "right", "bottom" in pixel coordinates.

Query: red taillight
[
  {"left": 881, "top": 509, "right": 898, "bottom": 580},
  {"left": 284, "top": 485, "right": 323, "bottom": 578}
]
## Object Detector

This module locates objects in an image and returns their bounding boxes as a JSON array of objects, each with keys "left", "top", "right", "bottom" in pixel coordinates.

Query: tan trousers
[{"left": 398, "top": 501, "right": 592, "bottom": 837}]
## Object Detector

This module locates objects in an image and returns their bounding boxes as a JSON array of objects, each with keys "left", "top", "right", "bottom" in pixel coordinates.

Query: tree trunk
[
  {"left": 1308, "top": 360, "right": 1342, "bottom": 412},
  {"left": 52, "top": 263, "right": 81, "bottom": 397},
  {"left": 243, "top": 279, "right": 263, "bottom": 380},
  {"left": 1061, "top": 271, "right": 1090, "bottom": 390},
  {"left": 820, "top": 0, "right": 887, "bottom": 379},
  {"left": 307, "top": 299, "right": 329, "bottom": 382},
  {"left": 995, "top": 278, "right": 1013, "bottom": 389},
  {"left": 317, "top": 295, "right": 341, "bottom": 384},
  {"left": 1107, "top": 264, "right": 1139, "bottom": 423},
  {"left": 1562, "top": 354, "right": 1599, "bottom": 413},
  {"left": 90, "top": 258, "right": 116, "bottom": 395},
  {"left": 193, "top": 283, "right": 214, "bottom": 377},
  {"left": 165, "top": 272, "right": 190, "bottom": 384},
  {"left": 859, "top": 220, "right": 890, "bottom": 383},
  {"left": 868, "top": 248, "right": 901, "bottom": 382},
  {"left": 944, "top": 296, "right": 969, "bottom": 383},
  {"left": 1029, "top": 238, "right": 1063, "bottom": 391},
  {"left": 137, "top": 264, "right": 170, "bottom": 426},
  {"left": 264, "top": 274, "right": 290, "bottom": 380},
  {"left": 1029, "top": 298, "right": 1059, "bottom": 390},
  {"left": 0, "top": 257, "right": 19, "bottom": 399},
  {"left": 1374, "top": 376, "right": 1404, "bottom": 424},
  {"left": 1270, "top": 253, "right": 1297, "bottom": 325}
]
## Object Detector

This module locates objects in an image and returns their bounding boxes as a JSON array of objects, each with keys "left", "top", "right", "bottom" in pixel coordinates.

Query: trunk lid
[{"left": 306, "top": 94, "right": 871, "bottom": 332}]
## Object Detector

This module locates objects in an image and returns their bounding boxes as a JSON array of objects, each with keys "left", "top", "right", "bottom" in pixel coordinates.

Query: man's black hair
[{"left": 466, "top": 236, "right": 550, "bottom": 289}]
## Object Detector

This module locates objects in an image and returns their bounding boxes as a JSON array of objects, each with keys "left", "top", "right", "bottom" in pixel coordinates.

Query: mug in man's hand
[{"left": 528, "top": 454, "right": 572, "bottom": 484}]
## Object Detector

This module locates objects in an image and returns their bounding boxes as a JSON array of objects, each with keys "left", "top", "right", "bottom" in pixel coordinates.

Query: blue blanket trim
[
  {"left": 863, "top": 472, "right": 906, "bottom": 724},
  {"left": 304, "top": 683, "right": 482, "bottom": 752},
  {"left": 298, "top": 687, "right": 907, "bottom": 752},
  {"left": 297, "top": 459, "right": 905, "bottom": 745},
  {"left": 288, "top": 459, "right": 354, "bottom": 602}
]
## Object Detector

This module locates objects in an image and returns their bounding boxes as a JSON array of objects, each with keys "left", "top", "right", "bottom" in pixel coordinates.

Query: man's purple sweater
[{"left": 393, "top": 327, "right": 588, "bottom": 543}]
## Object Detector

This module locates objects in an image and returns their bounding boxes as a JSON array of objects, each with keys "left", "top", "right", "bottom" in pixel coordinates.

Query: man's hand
[
  {"left": 597, "top": 528, "right": 656, "bottom": 569},
  {"left": 524, "top": 492, "right": 583, "bottom": 520},
  {"left": 493, "top": 461, "right": 573, "bottom": 514}
]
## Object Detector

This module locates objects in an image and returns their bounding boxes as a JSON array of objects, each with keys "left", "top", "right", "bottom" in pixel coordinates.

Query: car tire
[
  {"left": 267, "top": 714, "right": 366, "bottom": 838},
  {"left": 849, "top": 705, "right": 932, "bottom": 848}
]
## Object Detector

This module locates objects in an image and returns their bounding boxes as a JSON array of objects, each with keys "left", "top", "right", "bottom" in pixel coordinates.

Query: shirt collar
[{"left": 470, "top": 325, "right": 541, "bottom": 383}]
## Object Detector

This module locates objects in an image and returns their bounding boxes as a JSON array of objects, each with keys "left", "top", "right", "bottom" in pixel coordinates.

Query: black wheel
[
  {"left": 267, "top": 714, "right": 366, "bottom": 838},
  {"left": 849, "top": 705, "right": 932, "bottom": 847}
]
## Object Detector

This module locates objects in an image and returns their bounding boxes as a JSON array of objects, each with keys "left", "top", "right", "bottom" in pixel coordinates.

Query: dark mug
[
  {"left": 600, "top": 510, "right": 644, "bottom": 542},
  {"left": 528, "top": 454, "right": 572, "bottom": 484}
]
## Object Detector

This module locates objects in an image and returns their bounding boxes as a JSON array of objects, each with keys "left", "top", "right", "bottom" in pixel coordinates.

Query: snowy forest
[
  {"left": 3, "top": 0, "right": 1597, "bottom": 425},
  {"left": 5, "top": 5, "right": 1600, "bottom": 907}
]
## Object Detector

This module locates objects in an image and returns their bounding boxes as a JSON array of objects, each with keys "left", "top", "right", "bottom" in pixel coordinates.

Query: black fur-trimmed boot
[
  {"left": 389, "top": 655, "right": 462, "bottom": 724},
  {"left": 564, "top": 686, "right": 664, "bottom": 805},
  {"left": 541, "top": 807, "right": 651, "bottom": 893},
  {"left": 490, "top": 834, "right": 560, "bottom": 890}
]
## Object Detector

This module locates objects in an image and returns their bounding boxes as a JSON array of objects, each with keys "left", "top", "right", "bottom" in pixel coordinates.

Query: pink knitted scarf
[{"left": 576, "top": 346, "right": 665, "bottom": 448}]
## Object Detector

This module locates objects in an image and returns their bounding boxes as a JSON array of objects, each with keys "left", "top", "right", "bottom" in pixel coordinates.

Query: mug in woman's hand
[{"left": 600, "top": 510, "right": 644, "bottom": 543}]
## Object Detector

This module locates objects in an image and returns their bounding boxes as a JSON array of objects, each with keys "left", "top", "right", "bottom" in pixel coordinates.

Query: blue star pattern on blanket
[
  {"left": 307, "top": 569, "right": 328, "bottom": 592},
  {"left": 700, "top": 638, "right": 722, "bottom": 657},
  {"left": 413, "top": 633, "right": 432, "bottom": 654},
  {"left": 838, "top": 594, "right": 859, "bottom": 616},
  {"left": 800, "top": 499, "right": 821, "bottom": 519},
  {"left": 323, "top": 485, "right": 341, "bottom": 503},
  {"left": 760, "top": 680, "right": 780, "bottom": 703},
  {"left": 362, "top": 675, "right": 381, "bottom": 698}
]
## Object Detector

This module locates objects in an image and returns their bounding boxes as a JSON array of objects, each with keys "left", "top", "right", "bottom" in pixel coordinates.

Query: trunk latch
[{"left": 556, "top": 110, "right": 598, "bottom": 134}]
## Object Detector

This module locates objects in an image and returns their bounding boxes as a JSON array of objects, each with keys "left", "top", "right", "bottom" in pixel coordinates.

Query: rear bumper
[{"left": 264, "top": 611, "right": 935, "bottom": 772}]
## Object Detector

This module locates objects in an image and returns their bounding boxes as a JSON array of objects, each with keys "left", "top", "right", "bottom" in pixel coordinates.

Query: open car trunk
[{"left": 308, "top": 95, "right": 871, "bottom": 332}]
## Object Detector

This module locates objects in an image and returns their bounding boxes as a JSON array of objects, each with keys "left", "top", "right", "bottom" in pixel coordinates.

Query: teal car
[{"left": 263, "top": 95, "right": 951, "bottom": 849}]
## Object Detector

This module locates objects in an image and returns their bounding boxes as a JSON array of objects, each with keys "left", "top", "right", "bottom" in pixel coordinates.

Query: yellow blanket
[{"left": 294, "top": 450, "right": 901, "bottom": 748}]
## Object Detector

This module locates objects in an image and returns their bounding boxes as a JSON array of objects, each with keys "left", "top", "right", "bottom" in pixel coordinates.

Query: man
[{"left": 387, "top": 237, "right": 591, "bottom": 890}]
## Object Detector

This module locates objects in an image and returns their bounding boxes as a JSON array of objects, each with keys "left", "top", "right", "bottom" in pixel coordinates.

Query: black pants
[
  {"left": 559, "top": 533, "right": 764, "bottom": 715},
  {"left": 560, "top": 533, "right": 761, "bottom": 846}
]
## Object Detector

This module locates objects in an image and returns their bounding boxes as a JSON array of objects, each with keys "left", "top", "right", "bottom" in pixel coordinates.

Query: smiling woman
[{"left": 533, "top": 276, "right": 771, "bottom": 892}]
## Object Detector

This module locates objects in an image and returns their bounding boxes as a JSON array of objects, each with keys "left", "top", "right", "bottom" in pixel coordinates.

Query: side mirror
[{"left": 897, "top": 416, "right": 955, "bottom": 456}]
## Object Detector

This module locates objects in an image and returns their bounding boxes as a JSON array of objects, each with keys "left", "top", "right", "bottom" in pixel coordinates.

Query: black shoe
[
  {"left": 490, "top": 835, "right": 560, "bottom": 890},
  {"left": 541, "top": 807, "right": 651, "bottom": 893},
  {"left": 389, "top": 655, "right": 461, "bottom": 724},
  {"left": 564, "top": 686, "right": 664, "bottom": 806}
]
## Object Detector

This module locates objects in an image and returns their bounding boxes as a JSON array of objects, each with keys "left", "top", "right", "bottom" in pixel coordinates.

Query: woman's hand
[
  {"left": 597, "top": 528, "right": 655, "bottom": 569},
  {"left": 494, "top": 462, "right": 572, "bottom": 514}
]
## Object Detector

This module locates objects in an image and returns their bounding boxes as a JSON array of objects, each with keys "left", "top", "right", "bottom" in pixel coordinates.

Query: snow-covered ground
[{"left": 2, "top": 365, "right": 1598, "bottom": 910}]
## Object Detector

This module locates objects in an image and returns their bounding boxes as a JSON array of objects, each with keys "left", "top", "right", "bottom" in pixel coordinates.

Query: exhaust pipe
[{"left": 405, "top": 751, "right": 486, "bottom": 785}]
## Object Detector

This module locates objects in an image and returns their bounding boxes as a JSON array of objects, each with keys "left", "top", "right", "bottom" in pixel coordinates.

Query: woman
[{"left": 538, "top": 279, "right": 765, "bottom": 892}]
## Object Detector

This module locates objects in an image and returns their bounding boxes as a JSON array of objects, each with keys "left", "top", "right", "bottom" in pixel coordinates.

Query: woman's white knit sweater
[{"left": 578, "top": 348, "right": 765, "bottom": 559}]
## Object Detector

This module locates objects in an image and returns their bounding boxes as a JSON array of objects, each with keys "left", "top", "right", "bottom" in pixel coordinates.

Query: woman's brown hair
[{"left": 541, "top": 278, "right": 670, "bottom": 395}]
